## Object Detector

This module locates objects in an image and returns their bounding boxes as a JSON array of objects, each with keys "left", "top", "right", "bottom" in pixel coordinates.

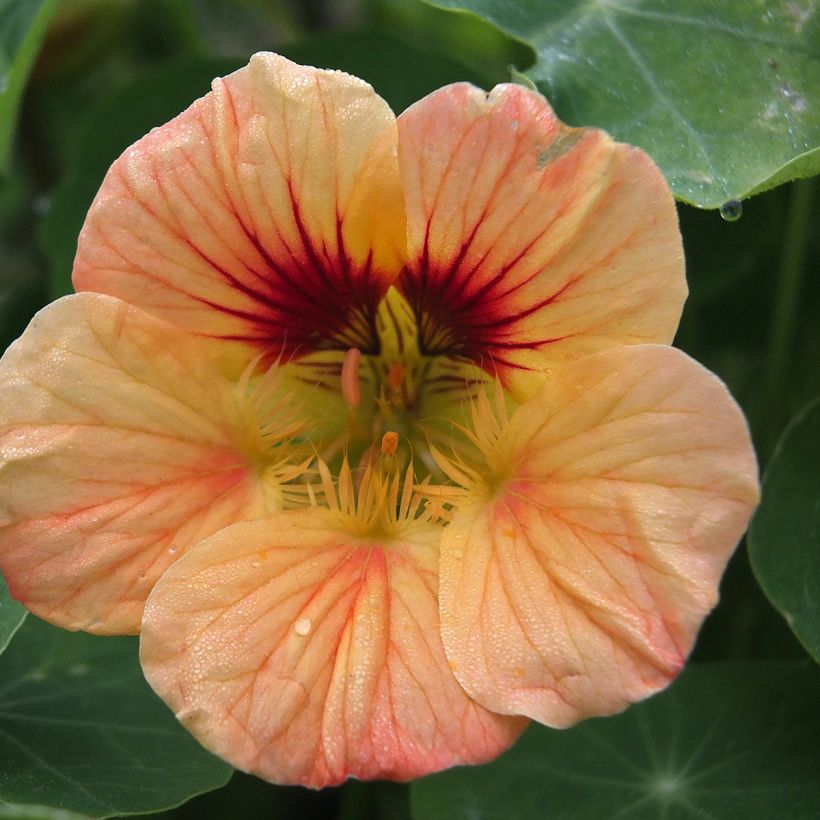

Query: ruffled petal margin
[
  {"left": 0, "top": 294, "right": 281, "bottom": 634},
  {"left": 398, "top": 83, "right": 685, "bottom": 396},
  {"left": 140, "top": 511, "right": 525, "bottom": 787},
  {"left": 74, "top": 52, "right": 406, "bottom": 365},
  {"left": 438, "top": 345, "right": 759, "bottom": 726}
]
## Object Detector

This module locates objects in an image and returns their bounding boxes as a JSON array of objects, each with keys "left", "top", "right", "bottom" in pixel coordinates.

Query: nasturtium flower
[{"left": 0, "top": 54, "right": 759, "bottom": 787}]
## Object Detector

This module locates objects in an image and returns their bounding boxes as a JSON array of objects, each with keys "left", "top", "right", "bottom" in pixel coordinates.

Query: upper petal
[
  {"left": 140, "top": 511, "right": 524, "bottom": 787},
  {"left": 73, "top": 52, "right": 406, "bottom": 364},
  {"left": 397, "top": 83, "right": 685, "bottom": 395},
  {"left": 0, "top": 293, "right": 292, "bottom": 634},
  {"left": 438, "top": 345, "right": 759, "bottom": 726}
]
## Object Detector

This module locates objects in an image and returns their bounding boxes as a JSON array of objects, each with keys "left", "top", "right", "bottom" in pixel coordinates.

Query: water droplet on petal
[
  {"left": 719, "top": 199, "right": 742, "bottom": 221},
  {"left": 139, "top": 570, "right": 146, "bottom": 580},
  {"left": 294, "top": 617, "right": 312, "bottom": 636},
  {"left": 453, "top": 549, "right": 463, "bottom": 559},
  {"left": 168, "top": 544, "right": 178, "bottom": 555}
]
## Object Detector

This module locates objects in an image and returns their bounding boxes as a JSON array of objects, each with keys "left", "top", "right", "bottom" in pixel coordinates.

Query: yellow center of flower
[
  {"left": 336, "top": 288, "right": 494, "bottom": 479},
  {"left": 240, "top": 287, "right": 502, "bottom": 518}
]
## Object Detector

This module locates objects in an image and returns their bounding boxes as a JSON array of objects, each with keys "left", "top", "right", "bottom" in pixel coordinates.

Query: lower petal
[
  {"left": 438, "top": 345, "right": 759, "bottom": 726},
  {"left": 140, "top": 511, "right": 524, "bottom": 787}
]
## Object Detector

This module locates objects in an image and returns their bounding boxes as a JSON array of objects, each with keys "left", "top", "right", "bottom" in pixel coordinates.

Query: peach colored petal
[
  {"left": 73, "top": 52, "right": 405, "bottom": 365},
  {"left": 438, "top": 345, "right": 758, "bottom": 727},
  {"left": 0, "top": 294, "right": 286, "bottom": 634},
  {"left": 397, "top": 83, "right": 685, "bottom": 396},
  {"left": 140, "top": 511, "right": 524, "bottom": 787}
]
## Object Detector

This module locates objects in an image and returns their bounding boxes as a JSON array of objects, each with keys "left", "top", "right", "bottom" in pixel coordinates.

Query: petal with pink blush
[
  {"left": 438, "top": 345, "right": 759, "bottom": 727},
  {"left": 140, "top": 512, "right": 524, "bottom": 787},
  {"left": 0, "top": 294, "right": 285, "bottom": 634},
  {"left": 398, "top": 83, "right": 685, "bottom": 395},
  {"left": 73, "top": 52, "right": 405, "bottom": 364}
]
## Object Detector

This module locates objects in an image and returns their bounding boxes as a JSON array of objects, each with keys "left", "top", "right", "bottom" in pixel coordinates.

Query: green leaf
[
  {"left": 0, "top": 574, "right": 25, "bottom": 655},
  {"left": 0, "top": 803, "right": 90, "bottom": 820},
  {"left": 0, "top": 617, "right": 231, "bottom": 819},
  {"left": 0, "top": 0, "right": 60, "bottom": 173},
  {"left": 749, "top": 397, "right": 820, "bottom": 663},
  {"left": 411, "top": 661, "right": 820, "bottom": 820},
  {"left": 424, "top": 0, "right": 820, "bottom": 208},
  {"left": 42, "top": 28, "right": 487, "bottom": 298}
]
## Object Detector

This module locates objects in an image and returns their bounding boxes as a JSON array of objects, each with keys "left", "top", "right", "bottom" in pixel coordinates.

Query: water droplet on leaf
[
  {"left": 294, "top": 617, "right": 312, "bottom": 636},
  {"left": 719, "top": 199, "right": 743, "bottom": 221}
]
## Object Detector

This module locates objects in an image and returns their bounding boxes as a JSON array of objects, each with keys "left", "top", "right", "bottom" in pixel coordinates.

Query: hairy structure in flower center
[{"left": 273, "top": 287, "right": 491, "bottom": 495}]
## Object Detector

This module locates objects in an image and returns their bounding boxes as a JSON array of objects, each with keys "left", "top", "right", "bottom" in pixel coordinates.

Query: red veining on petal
[
  {"left": 74, "top": 54, "right": 406, "bottom": 364},
  {"left": 101, "top": 161, "right": 383, "bottom": 360},
  {"left": 140, "top": 515, "right": 524, "bottom": 786},
  {"left": 397, "top": 82, "right": 686, "bottom": 383}
]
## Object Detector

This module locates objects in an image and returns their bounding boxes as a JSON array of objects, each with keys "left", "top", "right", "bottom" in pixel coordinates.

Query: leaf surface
[{"left": 425, "top": 0, "right": 820, "bottom": 207}]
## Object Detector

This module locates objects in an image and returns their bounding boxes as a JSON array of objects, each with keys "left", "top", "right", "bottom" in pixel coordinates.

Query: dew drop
[
  {"left": 453, "top": 549, "right": 463, "bottom": 560},
  {"left": 294, "top": 617, "right": 312, "bottom": 636},
  {"left": 719, "top": 199, "right": 742, "bottom": 221},
  {"left": 168, "top": 544, "right": 178, "bottom": 555},
  {"left": 138, "top": 570, "right": 146, "bottom": 580}
]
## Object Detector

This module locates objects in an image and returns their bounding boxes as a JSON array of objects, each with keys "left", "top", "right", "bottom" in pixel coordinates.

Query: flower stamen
[{"left": 341, "top": 347, "right": 362, "bottom": 410}]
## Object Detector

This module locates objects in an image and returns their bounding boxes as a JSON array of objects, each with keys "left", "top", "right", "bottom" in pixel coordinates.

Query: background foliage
[{"left": 0, "top": 1, "right": 817, "bottom": 818}]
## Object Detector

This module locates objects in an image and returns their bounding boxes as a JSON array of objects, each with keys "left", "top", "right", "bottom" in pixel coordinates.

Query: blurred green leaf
[
  {"left": 0, "top": 573, "right": 25, "bottom": 655},
  {"left": 282, "top": 26, "right": 490, "bottom": 113},
  {"left": 138, "top": 770, "right": 341, "bottom": 820},
  {"left": 0, "top": 617, "right": 231, "bottom": 819},
  {"left": 424, "top": 0, "right": 820, "bottom": 208},
  {"left": 42, "top": 28, "right": 486, "bottom": 298},
  {"left": 0, "top": 157, "right": 47, "bottom": 354},
  {"left": 0, "top": 0, "right": 60, "bottom": 173},
  {"left": 411, "top": 661, "right": 820, "bottom": 820},
  {"left": 749, "top": 397, "right": 820, "bottom": 663}
]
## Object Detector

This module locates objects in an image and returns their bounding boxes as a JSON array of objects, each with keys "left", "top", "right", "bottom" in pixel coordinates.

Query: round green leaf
[
  {"left": 0, "top": 617, "right": 231, "bottom": 819},
  {"left": 0, "top": 574, "right": 25, "bottom": 655},
  {"left": 411, "top": 662, "right": 820, "bottom": 820},
  {"left": 425, "top": 0, "right": 820, "bottom": 208},
  {"left": 749, "top": 397, "right": 820, "bottom": 663}
]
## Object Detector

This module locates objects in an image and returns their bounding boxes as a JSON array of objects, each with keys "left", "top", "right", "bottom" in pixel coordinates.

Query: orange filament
[
  {"left": 381, "top": 431, "right": 399, "bottom": 456},
  {"left": 341, "top": 348, "right": 362, "bottom": 409},
  {"left": 387, "top": 363, "right": 405, "bottom": 394}
]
